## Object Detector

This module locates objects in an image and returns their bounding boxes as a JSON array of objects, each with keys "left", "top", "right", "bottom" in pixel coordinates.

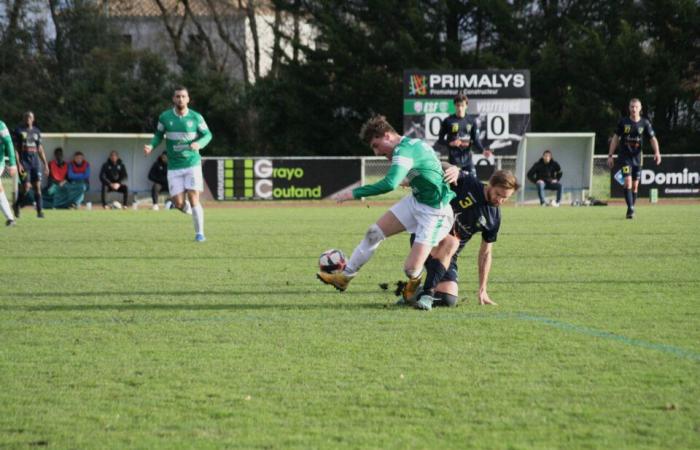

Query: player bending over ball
[
  {"left": 144, "top": 87, "right": 212, "bottom": 241},
  {"left": 317, "top": 115, "right": 455, "bottom": 301},
  {"left": 410, "top": 169, "right": 519, "bottom": 311}
]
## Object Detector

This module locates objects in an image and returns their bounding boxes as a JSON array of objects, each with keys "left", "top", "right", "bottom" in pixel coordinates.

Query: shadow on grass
[
  {"left": 3, "top": 288, "right": 386, "bottom": 299},
  {"left": 1, "top": 301, "right": 386, "bottom": 312}
]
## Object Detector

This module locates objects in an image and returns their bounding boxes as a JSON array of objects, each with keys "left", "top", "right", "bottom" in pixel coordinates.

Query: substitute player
[
  {"left": 144, "top": 87, "right": 212, "bottom": 241},
  {"left": 436, "top": 94, "right": 491, "bottom": 176},
  {"left": 0, "top": 119, "right": 18, "bottom": 226},
  {"left": 412, "top": 169, "right": 519, "bottom": 311},
  {"left": 607, "top": 98, "right": 661, "bottom": 219},
  {"left": 13, "top": 111, "right": 49, "bottom": 219},
  {"left": 317, "top": 115, "right": 455, "bottom": 301}
]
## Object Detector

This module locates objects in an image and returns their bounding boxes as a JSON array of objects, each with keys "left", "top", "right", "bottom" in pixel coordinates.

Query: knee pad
[
  {"left": 365, "top": 224, "right": 386, "bottom": 247},
  {"left": 434, "top": 292, "right": 458, "bottom": 307}
]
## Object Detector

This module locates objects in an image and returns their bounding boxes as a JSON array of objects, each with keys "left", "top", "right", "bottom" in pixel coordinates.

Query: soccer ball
[{"left": 318, "top": 249, "right": 347, "bottom": 273}]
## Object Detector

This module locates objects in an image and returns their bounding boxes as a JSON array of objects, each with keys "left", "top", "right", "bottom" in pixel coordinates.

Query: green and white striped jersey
[
  {"left": 149, "top": 108, "right": 212, "bottom": 170},
  {"left": 353, "top": 137, "right": 455, "bottom": 209},
  {"left": 0, "top": 120, "right": 16, "bottom": 168}
]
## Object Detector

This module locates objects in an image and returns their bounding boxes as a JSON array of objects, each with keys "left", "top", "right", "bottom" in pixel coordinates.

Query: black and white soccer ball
[{"left": 318, "top": 249, "right": 347, "bottom": 273}]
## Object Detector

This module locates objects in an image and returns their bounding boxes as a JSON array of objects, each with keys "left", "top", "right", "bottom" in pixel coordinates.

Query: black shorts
[
  {"left": 20, "top": 153, "right": 42, "bottom": 184},
  {"left": 619, "top": 156, "right": 642, "bottom": 181}
]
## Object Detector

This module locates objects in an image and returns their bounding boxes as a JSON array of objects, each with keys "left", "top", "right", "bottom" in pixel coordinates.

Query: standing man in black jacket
[
  {"left": 100, "top": 151, "right": 129, "bottom": 208},
  {"left": 148, "top": 152, "right": 168, "bottom": 210},
  {"left": 527, "top": 150, "right": 563, "bottom": 207}
]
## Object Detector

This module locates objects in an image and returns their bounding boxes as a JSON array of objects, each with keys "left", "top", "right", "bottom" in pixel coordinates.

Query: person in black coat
[
  {"left": 100, "top": 150, "right": 129, "bottom": 208},
  {"left": 527, "top": 150, "right": 563, "bottom": 206},
  {"left": 148, "top": 152, "right": 169, "bottom": 210}
]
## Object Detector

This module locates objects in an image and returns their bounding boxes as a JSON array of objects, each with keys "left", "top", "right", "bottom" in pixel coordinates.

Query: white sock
[
  {"left": 0, "top": 192, "right": 14, "bottom": 221},
  {"left": 192, "top": 204, "right": 204, "bottom": 235},
  {"left": 344, "top": 224, "right": 385, "bottom": 275}
]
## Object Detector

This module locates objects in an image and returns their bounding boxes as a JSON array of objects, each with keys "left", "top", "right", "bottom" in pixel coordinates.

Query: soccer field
[{"left": 1, "top": 202, "right": 699, "bottom": 449}]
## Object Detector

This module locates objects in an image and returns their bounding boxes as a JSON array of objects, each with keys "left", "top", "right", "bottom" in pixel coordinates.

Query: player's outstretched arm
[
  {"left": 477, "top": 240, "right": 496, "bottom": 306},
  {"left": 351, "top": 162, "right": 410, "bottom": 199}
]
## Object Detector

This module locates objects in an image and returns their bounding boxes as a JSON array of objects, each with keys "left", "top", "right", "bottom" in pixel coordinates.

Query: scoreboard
[{"left": 403, "top": 70, "right": 531, "bottom": 156}]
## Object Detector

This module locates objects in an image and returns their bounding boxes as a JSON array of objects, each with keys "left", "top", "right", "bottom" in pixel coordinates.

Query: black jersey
[
  {"left": 437, "top": 114, "right": 485, "bottom": 170},
  {"left": 13, "top": 125, "right": 42, "bottom": 154},
  {"left": 450, "top": 172, "right": 500, "bottom": 244},
  {"left": 614, "top": 117, "right": 655, "bottom": 165}
]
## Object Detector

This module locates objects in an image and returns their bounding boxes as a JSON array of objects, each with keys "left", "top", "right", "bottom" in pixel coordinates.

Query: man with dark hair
[
  {"left": 411, "top": 169, "right": 519, "bottom": 310},
  {"left": 13, "top": 111, "right": 49, "bottom": 218},
  {"left": 148, "top": 152, "right": 169, "bottom": 210},
  {"left": 100, "top": 151, "right": 129, "bottom": 209},
  {"left": 527, "top": 149, "right": 563, "bottom": 206},
  {"left": 317, "top": 115, "right": 455, "bottom": 302},
  {"left": 144, "top": 86, "right": 212, "bottom": 241},
  {"left": 436, "top": 94, "right": 491, "bottom": 177},
  {"left": 67, "top": 152, "right": 90, "bottom": 207},
  {"left": 608, "top": 98, "right": 661, "bottom": 219}
]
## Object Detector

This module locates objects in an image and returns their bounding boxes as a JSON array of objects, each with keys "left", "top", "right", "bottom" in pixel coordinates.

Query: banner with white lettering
[
  {"left": 202, "top": 157, "right": 362, "bottom": 200},
  {"left": 610, "top": 155, "right": 700, "bottom": 197},
  {"left": 403, "top": 70, "right": 531, "bottom": 156}
]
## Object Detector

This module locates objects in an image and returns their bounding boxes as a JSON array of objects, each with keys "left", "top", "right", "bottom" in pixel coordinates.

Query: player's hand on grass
[
  {"left": 144, "top": 145, "right": 153, "bottom": 156},
  {"left": 190, "top": 142, "right": 200, "bottom": 151},
  {"left": 478, "top": 289, "right": 497, "bottom": 306},
  {"left": 332, "top": 189, "right": 354, "bottom": 203},
  {"left": 443, "top": 165, "right": 461, "bottom": 185}
]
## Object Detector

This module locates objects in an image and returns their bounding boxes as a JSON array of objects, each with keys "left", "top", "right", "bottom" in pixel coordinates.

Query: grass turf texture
[{"left": 1, "top": 203, "right": 699, "bottom": 449}]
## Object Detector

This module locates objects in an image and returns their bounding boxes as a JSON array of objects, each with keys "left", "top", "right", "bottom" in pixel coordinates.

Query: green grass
[{"left": 1, "top": 202, "right": 699, "bottom": 449}]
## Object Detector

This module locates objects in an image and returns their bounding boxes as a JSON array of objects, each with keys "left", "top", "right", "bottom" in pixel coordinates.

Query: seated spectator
[
  {"left": 148, "top": 152, "right": 168, "bottom": 210},
  {"left": 67, "top": 151, "right": 90, "bottom": 207},
  {"left": 527, "top": 149, "right": 563, "bottom": 207},
  {"left": 100, "top": 150, "right": 128, "bottom": 209},
  {"left": 48, "top": 147, "right": 68, "bottom": 187}
]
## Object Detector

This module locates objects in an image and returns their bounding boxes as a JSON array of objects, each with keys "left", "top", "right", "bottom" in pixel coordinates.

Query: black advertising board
[
  {"left": 610, "top": 156, "right": 700, "bottom": 197},
  {"left": 202, "top": 157, "right": 362, "bottom": 200}
]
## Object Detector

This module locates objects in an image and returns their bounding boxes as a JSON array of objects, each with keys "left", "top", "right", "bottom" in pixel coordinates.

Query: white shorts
[
  {"left": 167, "top": 165, "right": 203, "bottom": 196},
  {"left": 390, "top": 195, "right": 454, "bottom": 246}
]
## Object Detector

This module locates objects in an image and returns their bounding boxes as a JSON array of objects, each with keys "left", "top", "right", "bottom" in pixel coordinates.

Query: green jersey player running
[
  {"left": 317, "top": 115, "right": 456, "bottom": 303},
  {"left": 144, "top": 86, "right": 212, "bottom": 242},
  {"left": 0, "top": 119, "right": 18, "bottom": 226}
]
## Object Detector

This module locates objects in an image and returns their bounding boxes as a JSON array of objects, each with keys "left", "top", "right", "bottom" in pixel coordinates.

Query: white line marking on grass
[{"left": 515, "top": 313, "right": 700, "bottom": 362}]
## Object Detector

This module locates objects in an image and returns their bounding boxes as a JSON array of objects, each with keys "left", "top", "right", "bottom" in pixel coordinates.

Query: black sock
[
  {"left": 624, "top": 188, "right": 633, "bottom": 209},
  {"left": 632, "top": 191, "right": 637, "bottom": 206},
  {"left": 35, "top": 192, "right": 42, "bottom": 212},
  {"left": 422, "top": 256, "right": 448, "bottom": 297}
]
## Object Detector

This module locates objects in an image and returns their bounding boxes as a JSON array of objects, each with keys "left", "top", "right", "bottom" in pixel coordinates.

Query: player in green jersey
[
  {"left": 0, "top": 120, "right": 18, "bottom": 226},
  {"left": 144, "top": 87, "right": 212, "bottom": 241},
  {"left": 317, "top": 115, "right": 455, "bottom": 302}
]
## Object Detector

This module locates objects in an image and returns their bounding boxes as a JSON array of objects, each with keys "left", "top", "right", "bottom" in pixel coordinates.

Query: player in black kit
[
  {"left": 436, "top": 94, "right": 491, "bottom": 177},
  {"left": 607, "top": 98, "right": 661, "bottom": 219},
  {"left": 411, "top": 169, "right": 519, "bottom": 311},
  {"left": 13, "top": 111, "right": 49, "bottom": 218}
]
